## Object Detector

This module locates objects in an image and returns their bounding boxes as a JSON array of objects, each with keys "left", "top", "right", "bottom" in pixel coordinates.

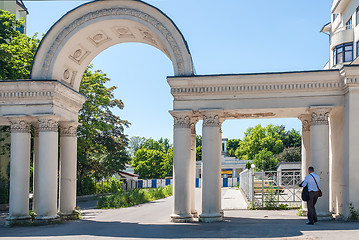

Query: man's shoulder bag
[
  {"left": 301, "top": 184, "right": 310, "bottom": 201},
  {"left": 311, "top": 174, "right": 322, "bottom": 197}
]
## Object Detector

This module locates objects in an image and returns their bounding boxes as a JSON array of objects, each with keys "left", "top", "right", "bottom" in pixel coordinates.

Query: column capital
[
  {"left": 309, "top": 107, "right": 332, "bottom": 126},
  {"left": 202, "top": 113, "right": 222, "bottom": 127},
  {"left": 171, "top": 111, "right": 194, "bottom": 128},
  {"left": 9, "top": 118, "right": 31, "bottom": 133},
  {"left": 38, "top": 118, "right": 59, "bottom": 132},
  {"left": 298, "top": 114, "right": 311, "bottom": 132},
  {"left": 59, "top": 122, "right": 78, "bottom": 137}
]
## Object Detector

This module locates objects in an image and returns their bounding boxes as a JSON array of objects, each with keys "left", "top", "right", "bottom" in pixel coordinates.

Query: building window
[
  {"left": 356, "top": 41, "right": 359, "bottom": 57},
  {"left": 357, "top": 7, "right": 359, "bottom": 26},
  {"left": 333, "top": 43, "right": 353, "bottom": 65},
  {"left": 346, "top": 17, "right": 352, "bottom": 29},
  {"left": 333, "top": 13, "right": 339, "bottom": 22}
]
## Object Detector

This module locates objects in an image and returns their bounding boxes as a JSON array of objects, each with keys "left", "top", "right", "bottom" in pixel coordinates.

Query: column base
[
  {"left": 170, "top": 213, "right": 193, "bottom": 223},
  {"left": 5, "top": 215, "right": 32, "bottom": 227},
  {"left": 191, "top": 210, "right": 198, "bottom": 218},
  {"left": 59, "top": 210, "right": 81, "bottom": 220},
  {"left": 34, "top": 215, "right": 60, "bottom": 225},
  {"left": 199, "top": 213, "right": 223, "bottom": 222}
]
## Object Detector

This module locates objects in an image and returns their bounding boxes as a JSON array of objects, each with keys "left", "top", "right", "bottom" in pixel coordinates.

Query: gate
[{"left": 240, "top": 169, "right": 302, "bottom": 208}]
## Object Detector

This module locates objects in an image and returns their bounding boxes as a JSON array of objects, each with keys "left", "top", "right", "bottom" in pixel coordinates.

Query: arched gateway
[
  {"left": 2, "top": 0, "right": 359, "bottom": 226},
  {"left": 2, "top": 0, "right": 194, "bottom": 225}
]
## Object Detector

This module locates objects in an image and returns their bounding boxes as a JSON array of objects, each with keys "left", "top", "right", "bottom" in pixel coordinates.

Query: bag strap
[{"left": 310, "top": 174, "right": 320, "bottom": 190}]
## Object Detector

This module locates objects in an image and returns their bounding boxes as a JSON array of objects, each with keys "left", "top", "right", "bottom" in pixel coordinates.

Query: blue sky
[{"left": 24, "top": 0, "right": 332, "bottom": 142}]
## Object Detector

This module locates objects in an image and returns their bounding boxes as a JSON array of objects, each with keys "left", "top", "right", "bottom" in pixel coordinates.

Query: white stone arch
[{"left": 31, "top": 0, "right": 194, "bottom": 91}]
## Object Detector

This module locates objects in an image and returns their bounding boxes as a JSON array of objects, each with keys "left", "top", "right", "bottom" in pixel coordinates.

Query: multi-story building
[
  {"left": 0, "top": 0, "right": 28, "bottom": 34},
  {"left": 322, "top": 0, "right": 359, "bottom": 69}
]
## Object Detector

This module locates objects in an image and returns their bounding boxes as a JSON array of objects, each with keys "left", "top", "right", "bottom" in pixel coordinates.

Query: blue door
[
  {"left": 152, "top": 179, "right": 157, "bottom": 188},
  {"left": 223, "top": 178, "right": 228, "bottom": 187},
  {"left": 196, "top": 178, "right": 199, "bottom": 188},
  {"left": 138, "top": 180, "right": 143, "bottom": 189}
]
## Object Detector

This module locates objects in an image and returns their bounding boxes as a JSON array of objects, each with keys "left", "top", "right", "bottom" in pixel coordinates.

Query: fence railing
[{"left": 240, "top": 170, "right": 302, "bottom": 207}]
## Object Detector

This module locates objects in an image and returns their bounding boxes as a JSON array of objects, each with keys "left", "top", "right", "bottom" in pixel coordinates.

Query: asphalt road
[{"left": 1, "top": 189, "right": 359, "bottom": 240}]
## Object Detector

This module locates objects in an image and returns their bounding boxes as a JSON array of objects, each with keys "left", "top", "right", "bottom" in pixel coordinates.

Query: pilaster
[{"left": 309, "top": 107, "right": 332, "bottom": 218}]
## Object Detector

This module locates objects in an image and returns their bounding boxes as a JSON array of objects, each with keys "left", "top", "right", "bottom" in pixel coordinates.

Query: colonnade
[
  {"left": 171, "top": 112, "right": 223, "bottom": 223},
  {"left": 171, "top": 106, "right": 335, "bottom": 222},
  {"left": 6, "top": 117, "right": 78, "bottom": 226}
]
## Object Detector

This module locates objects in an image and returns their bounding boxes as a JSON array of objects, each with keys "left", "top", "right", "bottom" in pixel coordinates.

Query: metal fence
[{"left": 240, "top": 169, "right": 302, "bottom": 208}]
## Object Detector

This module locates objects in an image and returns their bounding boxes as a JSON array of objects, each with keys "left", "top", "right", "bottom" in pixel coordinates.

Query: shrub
[
  {"left": 349, "top": 203, "right": 359, "bottom": 221},
  {"left": 96, "top": 185, "right": 173, "bottom": 209}
]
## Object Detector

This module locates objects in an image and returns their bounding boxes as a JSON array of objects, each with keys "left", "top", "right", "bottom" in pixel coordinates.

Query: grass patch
[{"left": 96, "top": 185, "right": 173, "bottom": 209}]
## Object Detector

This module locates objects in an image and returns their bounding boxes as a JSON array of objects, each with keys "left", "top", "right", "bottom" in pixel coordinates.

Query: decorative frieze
[
  {"left": 41, "top": 7, "right": 186, "bottom": 78},
  {"left": 203, "top": 114, "right": 220, "bottom": 127},
  {"left": 310, "top": 108, "right": 331, "bottom": 126},
  {"left": 10, "top": 120, "right": 31, "bottom": 133},
  {"left": 60, "top": 124, "right": 78, "bottom": 137},
  {"left": 298, "top": 115, "right": 311, "bottom": 132},
  {"left": 173, "top": 115, "right": 191, "bottom": 128},
  {"left": 171, "top": 81, "right": 344, "bottom": 95},
  {"left": 38, "top": 119, "right": 58, "bottom": 132},
  {"left": 344, "top": 78, "right": 359, "bottom": 85}
]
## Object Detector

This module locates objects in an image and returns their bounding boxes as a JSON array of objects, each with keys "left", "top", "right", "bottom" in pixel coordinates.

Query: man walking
[{"left": 300, "top": 166, "right": 320, "bottom": 225}]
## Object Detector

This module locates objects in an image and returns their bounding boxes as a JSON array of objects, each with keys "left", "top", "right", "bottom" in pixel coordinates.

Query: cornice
[{"left": 171, "top": 81, "right": 344, "bottom": 95}]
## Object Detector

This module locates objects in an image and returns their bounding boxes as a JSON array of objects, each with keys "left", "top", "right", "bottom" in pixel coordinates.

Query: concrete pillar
[
  {"left": 35, "top": 118, "right": 60, "bottom": 223},
  {"left": 200, "top": 113, "right": 223, "bottom": 222},
  {"left": 310, "top": 107, "right": 332, "bottom": 218},
  {"left": 329, "top": 108, "right": 344, "bottom": 216},
  {"left": 189, "top": 121, "right": 198, "bottom": 218},
  {"left": 171, "top": 113, "right": 193, "bottom": 222},
  {"left": 59, "top": 123, "right": 78, "bottom": 217},
  {"left": 32, "top": 126, "right": 39, "bottom": 213},
  {"left": 299, "top": 114, "right": 311, "bottom": 215},
  {"left": 342, "top": 84, "right": 359, "bottom": 218},
  {"left": 6, "top": 119, "right": 32, "bottom": 226}
]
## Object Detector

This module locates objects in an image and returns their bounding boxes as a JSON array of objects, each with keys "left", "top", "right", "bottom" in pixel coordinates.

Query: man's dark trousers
[{"left": 308, "top": 191, "right": 320, "bottom": 223}]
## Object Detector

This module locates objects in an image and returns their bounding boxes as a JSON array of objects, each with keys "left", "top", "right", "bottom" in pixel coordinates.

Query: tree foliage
[
  {"left": 77, "top": 65, "right": 130, "bottom": 181},
  {"left": 235, "top": 125, "right": 284, "bottom": 160},
  {"left": 252, "top": 149, "right": 278, "bottom": 171},
  {"left": 130, "top": 137, "right": 173, "bottom": 179},
  {"left": 0, "top": 10, "right": 39, "bottom": 80},
  {"left": 227, "top": 139, "right": 241, "bottom": 157},
  {"left": 275, "top": 147, "right": 301, "bottom": 162}
]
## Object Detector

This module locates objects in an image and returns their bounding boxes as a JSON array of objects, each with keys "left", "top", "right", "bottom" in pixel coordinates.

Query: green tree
[
  {"left": 277, "top": 126, "right": 301, "bottom": 148},
  {"left": 128, "top": 136, "right": 146, "bottom": 156},
  {"left": 275, "top": 147, "right": 301, "bottom": 162},
  {"left": 77, "top": 65, "right": 130, "bottom": 182},
  {"left": 162, "top": 147, "right": 173, "bottom": 178},
  {"left": 252, "top": 149, "right": 278, "bottom": 171},
  {"left": 196, "top": 145, "right": 202, "bottom": 161},
  {"left": 132, "top": 148, "right": 166, "bottom": 179},
  {"left": 235, "top": 125, "right": 284, "bottom": 160},
  {"left": 227, "top": 139, "right": 241, "bottom": 157},
  {"left": 0, "top": 10, "right": 39, "bottom": 80}
]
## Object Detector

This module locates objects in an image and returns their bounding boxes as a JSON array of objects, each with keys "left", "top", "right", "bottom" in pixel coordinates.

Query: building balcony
[{"left": 331, "top": 26, "right": 353, "bottom": 50}]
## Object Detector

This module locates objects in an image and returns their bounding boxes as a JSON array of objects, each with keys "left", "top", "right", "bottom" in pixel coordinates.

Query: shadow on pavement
[{"left": 1, "top": 216, "right": 359, "bottom": 239}]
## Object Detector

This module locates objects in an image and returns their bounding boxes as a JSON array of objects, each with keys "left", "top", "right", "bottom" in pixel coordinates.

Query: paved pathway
[{"left": 1, "top": 189, "right": 359, "bottom": 240}]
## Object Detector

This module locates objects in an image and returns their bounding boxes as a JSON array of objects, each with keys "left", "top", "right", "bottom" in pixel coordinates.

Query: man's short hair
[{"left": 308, "top": 166, "right": 314, "bottom": 172}]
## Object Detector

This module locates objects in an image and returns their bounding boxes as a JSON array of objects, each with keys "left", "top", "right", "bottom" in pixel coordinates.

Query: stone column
[
  {"left": 310, "top": 107, "right": 332, "bottom": 218},
  {"left": 35, "top": 118, "right": 60, "bottom": 223},
  {"left": 299, "top": 114, "right": 311, "bottom": 215},
  {"left": 171, "top": 113, "right": 193, "bottom": 222},
  {"left": 189, "top": 120, "right": 198, "bottom": 218},
  {"left": 32, "top": 126, "right": 39, "bottom": 213},
  {"left": 199, "top": 113, "right": 223, "bottom": 222},
  {"left": 59, "top": 123, "right": 78, "bottom": 217},
  {"left": 6, "top": 119, "right": 32, "bottom": 226}
]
